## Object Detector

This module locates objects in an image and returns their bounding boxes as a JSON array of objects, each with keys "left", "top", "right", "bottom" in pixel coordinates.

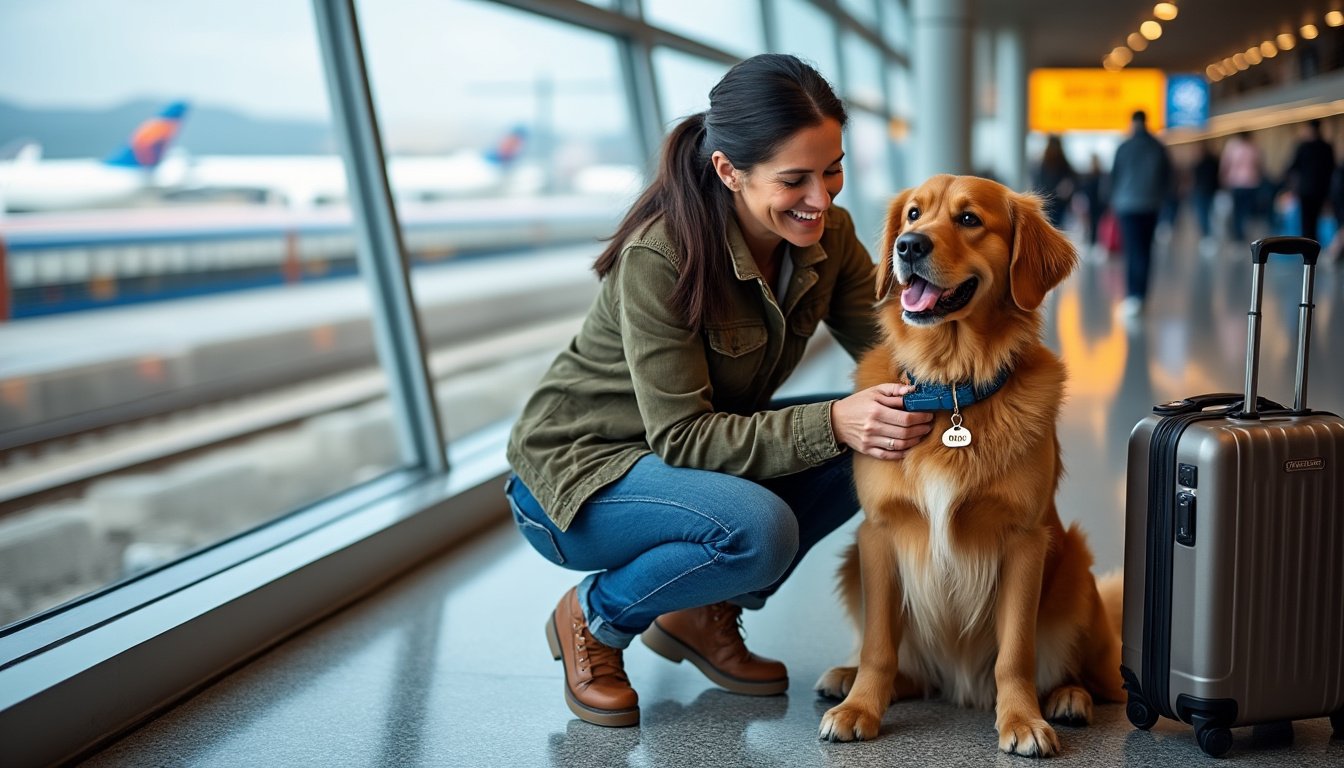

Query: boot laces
[
  {"left": 709, "top": 602, "right": 750, "bottom": 655},
  {"left": 571, "top": 620, "right": 628, "bottom": 681}
]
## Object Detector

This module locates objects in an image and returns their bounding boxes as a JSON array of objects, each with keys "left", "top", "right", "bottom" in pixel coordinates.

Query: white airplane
[
  {"left": 174, "top": 125, "right": 541, "bottom": 208},
  {"left": 1, "top": 103, "right": 640, "bottom": 214},
  {"left": 0, "top": 102, "right": 188, "bottom": 214}
]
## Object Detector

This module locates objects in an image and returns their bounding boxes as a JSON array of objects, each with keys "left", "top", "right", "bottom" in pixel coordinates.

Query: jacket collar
[
  {"left": 725, "top": 214, "right": 828, "bottom": 283},
  {"left": 901, "top": 366, "right": 1013, "bottom": 413}
]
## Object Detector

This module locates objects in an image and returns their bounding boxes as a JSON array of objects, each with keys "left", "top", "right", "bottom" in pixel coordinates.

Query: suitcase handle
[
  {"left": 1249, "top": 236, "right": 1321, "bottom": 265},
  {"left": 1241, "top": 236, "right": 1319, "bottom": 418}
]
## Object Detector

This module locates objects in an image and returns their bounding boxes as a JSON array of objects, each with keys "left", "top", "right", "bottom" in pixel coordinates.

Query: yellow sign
[{"left": 1029, "top": 69, "right": 1167, "bottom": 133}]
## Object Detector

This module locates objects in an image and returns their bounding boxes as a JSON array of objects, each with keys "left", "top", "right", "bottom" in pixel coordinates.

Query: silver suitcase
[{"left": 1120, "top": 237, "right": 1344, "bottom": 757}]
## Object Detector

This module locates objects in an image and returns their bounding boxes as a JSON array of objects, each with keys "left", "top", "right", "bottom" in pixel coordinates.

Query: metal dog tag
[{"left": 941, "top": 413, "right": 972, "bottom": 448}]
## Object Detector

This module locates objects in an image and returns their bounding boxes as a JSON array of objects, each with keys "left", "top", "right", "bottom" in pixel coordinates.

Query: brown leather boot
[
  {"left": 545, "top": 586, "right": 639, "bottom": 727},
  {"left": 642, "top": 602, "right": 788, "bottom": 695}
]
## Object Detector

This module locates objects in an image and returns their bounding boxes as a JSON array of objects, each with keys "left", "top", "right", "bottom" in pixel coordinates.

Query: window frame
[{"left": 0, "top": 1, "right": 916, "bottom": 764}]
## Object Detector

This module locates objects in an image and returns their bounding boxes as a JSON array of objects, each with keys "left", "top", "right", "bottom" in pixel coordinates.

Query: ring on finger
[{"left": 886, "top": 438, "right": 895, "bottom": 450}]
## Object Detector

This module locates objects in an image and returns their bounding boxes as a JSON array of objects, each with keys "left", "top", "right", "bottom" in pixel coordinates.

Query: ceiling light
[
  {"left": 1140, "top": 20, "right": 1163, "bottom": 40},
  {"left": 1261, "top": 40, "right": 1278, "bottom": 57},
  {"left": 1301, "top": 24, "right": 1319, "bottom": 39},
  {"left": 1112, "top": 46, "right": 1134, "bottom": 66},
  {"left": 1277, "top": 32, "right": 1296, "bottom": 50},
  {"left": 1222, "top": 57, "right": 1238, "bottom": 74},
  {"left": 1327, "top": 11, "right": 1344, "bottom": 27},
  {"left": 1154, "top": 3, "right": 1178, "bottom": 21},
  {"left": 1232, "top": 53, "right": 1249, "bottom": 70},
  {"left": 1128, "top": 32, "right": 1149, "bottom": 51},
  {"left": 1206, "top": 64, "right": 1224, "bottom": 81},
  {"left": 1245, "top": 47, "right": 1263, "bottom": 65},
  {"left": 1103, "top": 55, "right": 1123, "bottom": 71}
]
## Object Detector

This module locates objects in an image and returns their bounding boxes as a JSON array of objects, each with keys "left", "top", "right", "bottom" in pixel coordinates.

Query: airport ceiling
[{"left": 999, "top": 0, "right": 1333, "bottom": 72}]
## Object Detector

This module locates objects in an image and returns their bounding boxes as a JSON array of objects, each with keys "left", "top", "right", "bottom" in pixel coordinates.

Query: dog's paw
[
  {"left": 1044, "top": 685, "right": 1093, "bottom": 726},
  {"left": 997, "top": 714, "right": 1060, "bottom": 757},
  {"left": 818, "top": 702, "right": 881, "bottom": 742},
  {"left": 814, "top": 666, "right": 857, "bottom": 700}
]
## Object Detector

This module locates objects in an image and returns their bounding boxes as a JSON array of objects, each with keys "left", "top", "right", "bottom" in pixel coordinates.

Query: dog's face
[{"left": 875, "top": 174, "right": 1076, "bottom": 328}]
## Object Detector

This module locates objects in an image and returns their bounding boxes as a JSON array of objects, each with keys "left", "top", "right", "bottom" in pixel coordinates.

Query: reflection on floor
[{"left": 84, "top": 223, "right": 1344, "bottom": 766}]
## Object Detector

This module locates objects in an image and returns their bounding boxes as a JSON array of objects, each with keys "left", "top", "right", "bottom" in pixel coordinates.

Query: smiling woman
[{"left": 503, "top": 53, "right": 935, "bottom": 728}]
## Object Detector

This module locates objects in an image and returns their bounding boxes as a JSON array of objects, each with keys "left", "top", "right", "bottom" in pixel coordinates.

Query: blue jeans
[
  {"left": 506, "top": 437, "right": 859, "bottom": 650},
  {"left": 1118, "top": 210, "right": 1159, "bottom": 301}
]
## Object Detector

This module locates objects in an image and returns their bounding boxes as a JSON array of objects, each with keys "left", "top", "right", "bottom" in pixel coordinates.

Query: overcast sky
[{"left": 0, "top": 0, "right": 635, "bottom": 146}]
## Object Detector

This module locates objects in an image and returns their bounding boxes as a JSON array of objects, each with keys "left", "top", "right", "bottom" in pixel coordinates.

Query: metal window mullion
[
  {"left": 311, "top": 0, "right": 447, "bottom": 473},
  {"left": 617, "top": 3, "right": 666, "bottom": 169}
]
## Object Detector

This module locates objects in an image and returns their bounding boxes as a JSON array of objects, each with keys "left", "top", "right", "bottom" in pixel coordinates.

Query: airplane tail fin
[
  {"left": 104, "top": 101, "right": 189, "bottom": 169},
  {"left": 483, "top": 125, "right": 526, "bottom": 166}
]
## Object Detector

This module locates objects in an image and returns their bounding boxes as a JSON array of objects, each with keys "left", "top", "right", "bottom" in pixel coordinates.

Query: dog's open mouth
[{"left": 900, "top": 275, "right": 979, "bottom": 319}]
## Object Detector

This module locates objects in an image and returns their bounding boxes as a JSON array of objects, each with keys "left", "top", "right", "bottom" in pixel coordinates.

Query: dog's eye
[
  {"left": 907, "top": 207, "right": 920, "bottom": 222},
  {"left": 958, "top": 212, "right": 982, "bottom": 227}
]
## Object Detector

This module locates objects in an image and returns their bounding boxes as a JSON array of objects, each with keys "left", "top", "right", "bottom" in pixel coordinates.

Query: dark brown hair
[{"left": 593, "top": 54, "right": 847, "bottom": 330}]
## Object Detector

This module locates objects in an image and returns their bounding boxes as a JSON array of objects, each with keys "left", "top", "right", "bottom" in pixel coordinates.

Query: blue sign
[{"left": 1167, "top": 74, "right": 1209, "bottom": 129}]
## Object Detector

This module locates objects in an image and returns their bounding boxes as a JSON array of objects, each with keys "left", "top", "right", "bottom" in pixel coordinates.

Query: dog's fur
[{"left": 816, "top": 175, "right": 1124, "bottom": 757}]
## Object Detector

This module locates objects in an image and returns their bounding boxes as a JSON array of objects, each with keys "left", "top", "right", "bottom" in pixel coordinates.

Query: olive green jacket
[{"left": 506, "top": 206, "right": 880, "bottom": 531}]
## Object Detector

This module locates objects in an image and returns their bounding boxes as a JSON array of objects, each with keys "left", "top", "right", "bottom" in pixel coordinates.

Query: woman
[
  {"left": 504, "top": 54, "right": 933, "bottom": 728},
  {"left": 1032, "top": 134, "right": 1076, "bottom": 230}
]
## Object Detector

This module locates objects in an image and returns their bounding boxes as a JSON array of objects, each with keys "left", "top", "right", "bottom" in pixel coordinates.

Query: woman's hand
[{"left": 831, "top": 384, "right": 935, "bottom": 460}]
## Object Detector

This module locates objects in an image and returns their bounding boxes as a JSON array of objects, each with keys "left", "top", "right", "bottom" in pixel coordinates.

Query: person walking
[
  {"left": 504, "top": 54, "right": 934, "bottom": 728},
  {"left": 1282, "top": 120, "right": 1336, "bottom": 242},
  {"left": 1032, "top": 134, "right": 1076, "bottom": 230},
  {"left": 1220, "top": 131, "right": 1263, "bottom": 242},
  {"left": 1109, "top": 110, "right": 1172, "bottom": 318},
  {"left": 1191, "top": 141, "right": 1221, "bottom": 253}
]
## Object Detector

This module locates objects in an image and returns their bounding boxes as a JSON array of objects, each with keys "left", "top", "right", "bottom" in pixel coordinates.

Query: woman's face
[{"left": 713, "top": 118, "right": 845, "bottom": 258}]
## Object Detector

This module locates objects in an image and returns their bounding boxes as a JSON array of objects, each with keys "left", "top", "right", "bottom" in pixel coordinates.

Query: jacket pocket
[
  {"left": 705, "top": 321, "right": 768, "bottom": 398},
  {"left": 505, "top": 476, "right": 566, "bottom": 565}
]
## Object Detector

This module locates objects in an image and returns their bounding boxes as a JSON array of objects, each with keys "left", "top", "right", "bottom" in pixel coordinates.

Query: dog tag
[{"left": 941, "top": 413, "right": 972, "bottom": 448}]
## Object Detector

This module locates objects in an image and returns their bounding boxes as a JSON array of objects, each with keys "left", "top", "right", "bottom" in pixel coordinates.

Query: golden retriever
[{"left": 816, "top": 174, "right": 1124, "bottom": 757}]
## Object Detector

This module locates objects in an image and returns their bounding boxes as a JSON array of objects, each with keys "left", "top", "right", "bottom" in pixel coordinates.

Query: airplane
[
  {"left": 0, "top": 101, "right": 189, "bottom": 214},
  {"left": 173, "top": 125, "right": 541, "bottom": 208}
]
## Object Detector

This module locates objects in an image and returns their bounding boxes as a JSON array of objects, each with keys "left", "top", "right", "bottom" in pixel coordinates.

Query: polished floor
[{"left": 83, "top": 219, "right": 1344, "bottom": 766}]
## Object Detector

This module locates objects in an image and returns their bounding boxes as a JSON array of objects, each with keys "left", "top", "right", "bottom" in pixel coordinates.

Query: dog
[{"left": 815, "top": 175, "right": 1124, "bottom": 757}]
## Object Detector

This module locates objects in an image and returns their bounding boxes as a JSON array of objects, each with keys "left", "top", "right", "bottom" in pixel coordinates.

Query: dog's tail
[
  {"left": 1084, "top": 567, "right": 1127, "bottom": 702},
  {"left": 1095, "top": 568, "right": 1124, "bottom": 637}
]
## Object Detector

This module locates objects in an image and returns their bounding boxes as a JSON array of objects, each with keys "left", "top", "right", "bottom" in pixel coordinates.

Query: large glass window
[
  {"left": 651, "top": 47, "right": 732, "bottom": 125},
  {"left": 771, "top": 0, "right": 842, "bottom": 87},
  {"left": 844, "top": 109, "right": 896, "bottom": 244},
  {"left": 643, "top": 0, "right": 764, "bottom": 59},
  {"left": 841, "top": 30, "right": 886, "bottom": 111},
  {"left": 356, "top": 0, "right": 645, "bottom": 446},
  {"left": 0, "top": 0, "right": 403, "bottom": 629},
  {"left": 839, "top": 0, "right": 879, "bottom": 28}
]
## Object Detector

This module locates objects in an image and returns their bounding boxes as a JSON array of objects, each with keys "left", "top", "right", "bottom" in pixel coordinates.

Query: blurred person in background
[
  {"left": 1220, "top": 131, "right": 1263, "bottom": 242},
  {"left": 1077, "top": 153, "right": 1108, "bottom": 257},
  {"left": 504, "top": 53, "right": 934, "bottom": 728},
  {"left": 1191, "top": 140, "right": 1221, "bottom": 255},
  {"left": 1032, "top": 134, "right": 1076, "bottom": 230},
  {"left": 1281, "top": 120, "right": 1336, "bottom": 243},
  {"left": 1110, "top": 110, "right": 1171, "bottom": 319}
]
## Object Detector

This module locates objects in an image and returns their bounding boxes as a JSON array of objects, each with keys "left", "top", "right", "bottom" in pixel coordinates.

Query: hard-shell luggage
[{"left": 1120, "top": 237, "right": 1344, "bottom": 757}]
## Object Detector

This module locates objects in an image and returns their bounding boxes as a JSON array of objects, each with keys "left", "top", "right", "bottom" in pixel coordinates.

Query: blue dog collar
[{"left": 902, "top": 367, "right": 1012, "bottom": 413}]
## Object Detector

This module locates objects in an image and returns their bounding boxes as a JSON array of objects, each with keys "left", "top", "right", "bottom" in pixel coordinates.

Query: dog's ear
[
  {"left": 876, "top": 187, "right": 915, "bottom": 302},
  {"left": 1008, "top": 191, "right": 1078, "bottom": 311}
]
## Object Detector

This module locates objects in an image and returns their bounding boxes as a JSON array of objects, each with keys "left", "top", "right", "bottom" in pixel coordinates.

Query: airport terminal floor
[{"left": 76, "top": 217, "right": 1344, "bottom": 766}]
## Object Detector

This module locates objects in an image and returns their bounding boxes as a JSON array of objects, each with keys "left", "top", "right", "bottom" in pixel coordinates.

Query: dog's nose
[{"left": 895, "top": 232, "right": 932, "bottom": 264}]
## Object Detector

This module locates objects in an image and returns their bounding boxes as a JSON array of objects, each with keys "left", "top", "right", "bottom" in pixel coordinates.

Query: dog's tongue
[{"left": 901, "top": 276, "right": 942, "bottom": 312}]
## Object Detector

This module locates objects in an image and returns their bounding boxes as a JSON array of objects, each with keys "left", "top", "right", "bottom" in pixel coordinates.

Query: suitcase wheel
[
  {"left": 1194, "top": 721, "right": 1233, "bottom": 758},
  {"left": 1126, "top": 692, "right": 1158, "bottom": 731}
]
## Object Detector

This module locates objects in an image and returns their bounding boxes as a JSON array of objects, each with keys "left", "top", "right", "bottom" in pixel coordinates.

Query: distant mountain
[{"left": 0, "top": 98, "right": 335, "bottom": 158}]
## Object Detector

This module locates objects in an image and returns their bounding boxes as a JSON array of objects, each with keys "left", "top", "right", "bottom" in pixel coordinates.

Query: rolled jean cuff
[{"left": 577, "top": 574, "right": 637, "bottom": 650}]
